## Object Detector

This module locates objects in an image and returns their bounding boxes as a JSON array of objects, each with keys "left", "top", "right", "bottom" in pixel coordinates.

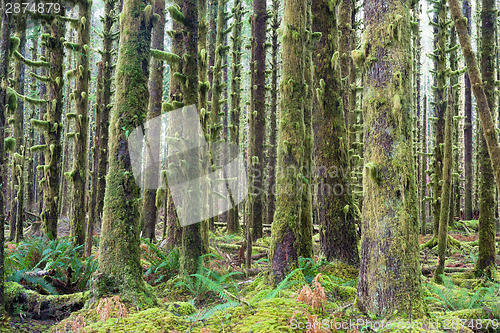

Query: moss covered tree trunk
[
  {"left": 474, "top": 0, "right": 496, "bottom": 277},
  {"left": 141, "top": 0, "right": 166, "bottom": 241},
  {"left": 0, "top": 0, "right": 12, "bottom": 312},
  {"left": 269, "top": 0, "right": 306, "bottom": 283},
  {"left": 463, "top": 0, "right": 473, "bottom": 221},
  {"left": 179, "top": 0, "right": 204, "bottom": 276},
  {"left": 26, "top": 38, "right": 38, "bottom": 213},
  {"left": 247, "top": 0, "right": 266, "bottom": 247},
  {"left": 421, "top": 97, "right": 428, "bottom": 234},
  {"left": 435, "top": 87, "right": 454, "bottom": 283},
  {"left": 40, "top": 14, "right": 66, "bottom": 240},
  {"left": 96, "top": 0, "right": 155, "bottom": 304},
  {"left": 266, "top": 0, "right": 280, "bottom": 227},
  {"left": 227, "top": 0, "right": 244, "bottom": 234},
  {"left": 12, "top": 18, "right": 26, "bottom": 242},
  {"left": 312, "top": 0, "right": 358, "bottom": 266},
  {"left": 66, "top": 0, "right": 91, "bottom": 246},
  {"left": 339, "top": 0, "right": 353, "bottom": 135},
  {"left": 356, "top": 0, "right": 424, "bottom": 318},
  {"left": 431, "top": 0, "right": 447, "bottom": 239}
]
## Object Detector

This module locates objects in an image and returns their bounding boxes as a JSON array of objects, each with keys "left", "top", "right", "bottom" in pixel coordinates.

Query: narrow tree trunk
[
  {"left": 474, "top": 0, "right": 497, "bottom": 277},
  {"left": 142, "top": 0, "right": 166, "bottom": 241},
  {"left": 356, "top": 0, "right": 424, "bottom": 317},
  {"left": 463, "top": 0, "right": 473, "bottom": 220},
  {"left": 435, "top": 88, "right": 454, "bottom": 283}
]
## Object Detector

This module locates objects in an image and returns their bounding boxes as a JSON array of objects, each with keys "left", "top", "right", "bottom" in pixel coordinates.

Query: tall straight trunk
[
  {"left": 463, "top": 0, "right": 473, "bottom": 220},
  {"left": 180, "top": 0, "right": 205, "bottom": 276},
  {"left": 435, "top": 88, "right": 454, "bottom": 283},
  {"left": 67, "top": 0, "right": 91, "bottom": 246},
  {"left": 431, "top": 0, "right": 447, "bottom": 238},
  {"left": 164, "top": 0, "right": 184, "bottom": 250},
  {"left": 207, "top": 0, "right": 217, "bottom": 109},
  {"left": 312, "top": 0, "right": 358, "bottom": 265},
  {"left": 339, "top": 0, "right": 353, "bottom": 137},
  {"left": 142, "top": 0, "right": 166, "bottom": 241},
  {"left": 475, "top": 0, "right": 497, "bottom": 276},
  {"left": 95, "top": 0, "right": 155, "bottom": 304},
  {"left": 0, "top": 0, "right": 12, "bottom": 312},
  {"left": 247, "top": 0, "right": 266, "bottom": 244},
  {"left": 12, "top": 18, "right": 26, "bottom": 242},
  {"left": 227, "top": 0, "right": 244, "bottom": 234},
  {"left": 447, "top": 0, "right": 500, "bottom": 201},
  {"left": 40, "top": 14, "right": 67, "bottom": 240},
  {"left": 421, "top": 97, "right": 428, "bottom": 234},
  {"left": 357, "top": 0, "right": 424, "bottom": 317},
  {"left": 270, "top": 0, "right": 306, "bottom": 283},
  {"left": 266, "top": 0, "right": 279, "bottom": 227},
  {"left": 449, "top": 26, "right": 460, "bottom": 226},
  {"left": 26, "top": 38, "right": 38, "bottom": 212}
]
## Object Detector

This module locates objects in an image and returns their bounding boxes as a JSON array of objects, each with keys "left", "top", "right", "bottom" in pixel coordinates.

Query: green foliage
[
  {"left": 424, "top": 275, "right": 500, "bottom": 313},
  {"left": 174, "top": 254, "right": 243, "bottom": 306},
  {"left": 298, "top": 257, "right": 329, "bottom": 283},
  {"left": 141, "top": 239, "right": 180, "bottom": 285},
  {"left": 5, "top": 237, "right": 98, "bottom": 294},
  {"left": 4, "top": 137, "right": 16, "bottom": 152}
]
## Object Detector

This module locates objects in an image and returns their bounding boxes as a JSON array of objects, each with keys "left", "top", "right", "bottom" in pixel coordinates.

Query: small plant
[
  {"left": 297, "top": 273, "right": 327, "bottom": 313},
  {"left": 141, "top": 239, "right": 180, "bottom": 285}
]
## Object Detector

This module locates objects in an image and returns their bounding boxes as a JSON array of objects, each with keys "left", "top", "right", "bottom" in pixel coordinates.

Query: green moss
[
  {"left": 166, "top": 302, "right": 196, "bottom": 316},
  {"left": 4, "top": 137, "right": 16, "bottom": 152}
]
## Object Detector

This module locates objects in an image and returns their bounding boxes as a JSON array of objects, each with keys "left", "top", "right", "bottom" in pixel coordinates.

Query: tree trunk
[
  {"left": 463, "top": 0, "right": 473, "bottom": 221},
  {"left": 435, "top": 87, "right": 454, "bottom": 283},
  {"left": 95, "top": 0, "right": 155, "bottom": 304},
  {"left": 312, "top": 0, "right": 358, "bottom": 266},
  {"left": 474, "top": 0, "right": 497, "bottom": 277},
  {"left": 356, "top": 0, "right": 424, "bottom": 317},
  {"left": 142, "top": 0, "right": 166, "bottom": 241},
  {"left": 270, "top": 0, "right": 306, "bottom": 283}
]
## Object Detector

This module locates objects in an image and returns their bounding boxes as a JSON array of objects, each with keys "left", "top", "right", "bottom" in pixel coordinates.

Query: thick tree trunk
[
  {"left": 270, "top": 0, "right": 306, "bottom": 283},
  {"left": 356, "top": 0, "right": 424, "bottom": 317},
  {"left": 312, "top": 0, "right": 358, "bottom": 266},
  {"left": 95, "top": 0, "right": 155, "bottom": 304}
]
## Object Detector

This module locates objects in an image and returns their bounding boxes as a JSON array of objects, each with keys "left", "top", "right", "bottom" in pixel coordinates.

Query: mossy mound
[
  {"left": 317, "top": 261, "right": 359, "bottom": 282},
  {"left": 166, "top": 302, "right": 196, "bottom": 316}
]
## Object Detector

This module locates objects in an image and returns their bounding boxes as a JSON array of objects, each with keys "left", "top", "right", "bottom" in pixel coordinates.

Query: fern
[
  {"left": 263, "top": 268, "right": 303, "bottom": 299},
  {"left": 8, "top": 269, "right": 59, "bottom": 295}
]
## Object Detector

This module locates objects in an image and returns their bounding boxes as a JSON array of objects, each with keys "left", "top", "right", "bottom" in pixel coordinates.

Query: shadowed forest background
[{"left": 0, "top": 0, "right": 499, "bottom": 331}]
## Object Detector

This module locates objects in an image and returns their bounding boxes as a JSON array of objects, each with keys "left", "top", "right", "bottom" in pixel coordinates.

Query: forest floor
[{"left": 3, "top": 218, "right": 500, "bottom": 332}]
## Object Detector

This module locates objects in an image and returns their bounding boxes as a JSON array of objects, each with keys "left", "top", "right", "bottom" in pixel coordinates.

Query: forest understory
[{"left": 1, "top": 217, "right": 499, "bottom": 333}]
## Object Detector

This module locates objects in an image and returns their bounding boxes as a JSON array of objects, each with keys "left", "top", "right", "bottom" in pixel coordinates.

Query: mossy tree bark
[
  {"left": 0, "top": 0, "right": 12, "bottom": 312},
  {"left": 163, "top": 0, "right": 184, "bottom": 250},
  {"left": 87, "top": 0, "right": 117, "bottom": 255},
  {"left": 447, "top": 0, "right": 500, "bottom": 202},
  {"left": 247, "top": 0, "right": 266, "bottom": 250},
  {"left": 312, "top": 0, "right": 358, "bottom": 266},
  {"left": 474, "top": 0, "right": 497, "bottom": 277},
  {"left": 12, "top": 17, "right": 26, "bottom": 242},
  {"left": 430, "top": 0, "right": 447, "bottom": 240},
  {"left": 40, "top": 14, "right": 67, "bottom": 240},
  {"left": 66, "top": 0, "right": 91, "bottom": 247},
  {"left": 266, "top": 0, "right": 280, "bottom": 227},
  {"left": 96, "top": 0, "right": 155, "bottom": 304},
  {"left": 421, "top": 97, "right": 428, "bottom": 234},
  {"left": 435, "top": 87, "right": 454, "bottom": 283},
  {"left": 179, "top": 0, "right": 205, "bottom": 276},
  {"left": 339, "top": 0, "right": 353, "bottom": 135},
  {"left": 227, "top": 0, "right": 244, "bottom": 234},
  {"left": 463, "top": 0, "right": 473, "bottom": 221},
  {"left": 356, "top": 0, "right": 424, "bottom": 318},
  {"left": 269, "top": 0, "right": 306, "bottom": 283},
  {"left": 141, "top": 0, "right": 166, "bottom": 241},
  {"left": 26, "top": 38, "right": 38, "bottom": 213}
]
